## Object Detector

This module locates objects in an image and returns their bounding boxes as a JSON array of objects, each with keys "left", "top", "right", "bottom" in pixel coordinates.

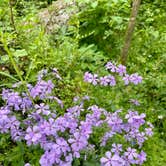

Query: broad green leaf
[{"left": 13, "top": 49, "right": 28, "bottom": 58}]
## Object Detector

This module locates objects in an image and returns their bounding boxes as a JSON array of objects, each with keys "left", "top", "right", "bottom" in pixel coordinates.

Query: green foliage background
[{"left": 0, "top": 0, "right": 165, "bottom": 165}]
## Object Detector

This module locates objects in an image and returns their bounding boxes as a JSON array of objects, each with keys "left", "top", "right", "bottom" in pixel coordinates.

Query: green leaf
[
  {"left": 0, "top": 71, "right": 19, "bottom": 81},
  {"left": 13, "top": 49, "right": 28, "bottom": 58},
  {"left": 0, "top": 55, "right": 9, "bottom": 63},
  {"left": 84, "top": 161, "right": 100, "bottom": 166},
  {"left": 111, "top": 16, "right": 123, "bottom": 24},
  {"left": 91, "top": 1, "right": 98, "bottom": 8}
]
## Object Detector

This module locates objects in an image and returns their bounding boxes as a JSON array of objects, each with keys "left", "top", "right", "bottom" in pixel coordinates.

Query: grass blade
[{"left": 0, "top": 71, "right": 19, "bottom": 81}]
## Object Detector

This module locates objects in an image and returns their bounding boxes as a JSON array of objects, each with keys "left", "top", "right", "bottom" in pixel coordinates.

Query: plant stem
[
  {"left": 3, "top": 40, "right": 23, "bottom": 83},
  {"left": 2, "top": 37, "right": 34, "bottom": 104},
  {"left": 9, "top": 0, "right": 17, "bottom": 32}
]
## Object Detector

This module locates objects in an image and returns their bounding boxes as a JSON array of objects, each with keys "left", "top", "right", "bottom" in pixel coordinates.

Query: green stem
[
  {"left": 3, "top": 40, "right": 24, "bottom": 83},
  {"left": 9, "top": 0, "right": 17, "bottom": 33},
  {"left": 2, "top": 37, "right": 34, "bottom": 104}
]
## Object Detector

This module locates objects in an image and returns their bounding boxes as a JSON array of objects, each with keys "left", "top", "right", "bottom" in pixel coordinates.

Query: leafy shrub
[{"left": 75, "top": 0, "right": 130, "bottom": 56}]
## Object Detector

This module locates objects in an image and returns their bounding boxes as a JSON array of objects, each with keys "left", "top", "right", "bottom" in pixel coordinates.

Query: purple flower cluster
[
  {"left": 0, "top": 106, "right": 22, "bottom": 141},
  {"left": 100, "top": 147, "right": 146, "bottom": 166},
  {"left": 0, "top": 66, "right": 153, "bottom": 166},
  {"left": 101, "top": 109, "right": 153, "bottom": 149},
  {"left": 123, "top": 73, "right": 142, "bottom": 85},
  {"left": 84, "top": 61, "right": 142, "bottom": 86},
  {"left": 84, "top": 72, "right": 116, "bottom": 86},
  {"left": 84, "top": 72, "right": 99, "bottom": 85},
  {"left": 29, "top": 80, "right": 54, "bottom": 99}
]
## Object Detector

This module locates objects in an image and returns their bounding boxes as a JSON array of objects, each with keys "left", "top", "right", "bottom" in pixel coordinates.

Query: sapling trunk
[{"left": 121, "top": 0, "right": 141, "bottom": 65}]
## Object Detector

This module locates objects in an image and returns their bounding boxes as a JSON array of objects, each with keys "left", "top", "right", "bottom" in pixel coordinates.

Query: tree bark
[{"left": 121, "top": 0, "right": 141, "bottom": 65}]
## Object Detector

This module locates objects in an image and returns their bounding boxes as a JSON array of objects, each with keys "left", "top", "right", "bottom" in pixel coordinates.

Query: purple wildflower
[
  {"left": 2, "top": 89, "right": 10, "bottom": 100},
  {"left": 0, "top": 106, "right": 10, "bottom": 115},
  {"left": 79, "top": 121, "right": 92, "bottom": 138},
  {"left": 107, "top": 75, "right": 116, "bottom": 86},
  {"left": 25, "top": 126, "right": 42, "bottom": 145},
  {"left": 29, "top": 86, "right": 41, "bottom": 99},
  {"left": 129, "top": 73, "right": 142, "bottom": 85},
  {"left": 111, "top": 143, "right": 123, "bottom": 155},
  {"left": 38, "top": 119, "right": 56, "bottom": 136},
  {"left": 91, "top": 74, "right": 99, "bottom": 85},
  {"left": 84, "top": 72, "right": 93, "bottom": 83},
  {"left": 54, "top": 117, "right": 67, "bottom": 132},
  {"left": 52, "top": 137, "right": 70, "bottom": 155},
  {"left": 105, "top": 61, "right": 117, "bottom": 72},
  {"left": 47, "top": 80, "right": 54, "bottom": 92},
  {"left": 125, "top": 111, "right": 146, "bottom": 128},
  {"left": 147, "top": 122, "right": 154, "bottom": 128},
  {"left": 100, "top": 151, "right": 125, "bottom": 166},
  {"left": 116, "top": 64, "right": 126, "bottom": 76},
  {"left": 106, "top": 113, "right": 123, "bottom": 132},
  {"left": 30, "top": 80, "right": 54, "bottom": 99},
  {"left": 122, "top": 74, "right": 130, "bottom": 85},
  {"left": 68, "top": 132, "right": 88, "bottom": 157},
  {"left": 83, "top": 72, "right": 99, "bottom": 85},
  {"left": 66, "top": 105, "right": 82, "bottom": 117},
  {"left": 21, "top": 95, "right": 32, "bottom": 112},
  {"left": 24, "top": 163, "right": 31, "bottom": 166},
  {"left": 136, "top": 132, "right": 147, "bottom": 147},
  {"left": 39, "top": 150, "right": 60, "bottom": 166},
  {"left": 8, "top": 116, "right": 22, "bottom": 140},
  {"left": 136, "top": 151, "right": 147, "bottom": 165},
  {"left": 99, "top": 76, "right": 110, "bottom": 86},
  {"left": 124, "top": 147, "right": 138, "bottom": 161},
  {"left": 59, "top": 153, "right": 73, "bottom": 166},
  {"left": 4, "top": 91, "right": 22, "bottom": 110},
  {"left": 145, "top": 127, "right": 153, "bottom": 136},
  {"left": 0, "top": 114, "right": 10, "bottom": 133},
  {"left": 35, "top": 103, "right": 50, "bottom": 115}
]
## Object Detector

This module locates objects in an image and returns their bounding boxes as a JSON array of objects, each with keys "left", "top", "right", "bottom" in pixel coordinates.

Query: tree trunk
[{"left": 121, "top": 0, "right": 141, "bottom": 65}]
